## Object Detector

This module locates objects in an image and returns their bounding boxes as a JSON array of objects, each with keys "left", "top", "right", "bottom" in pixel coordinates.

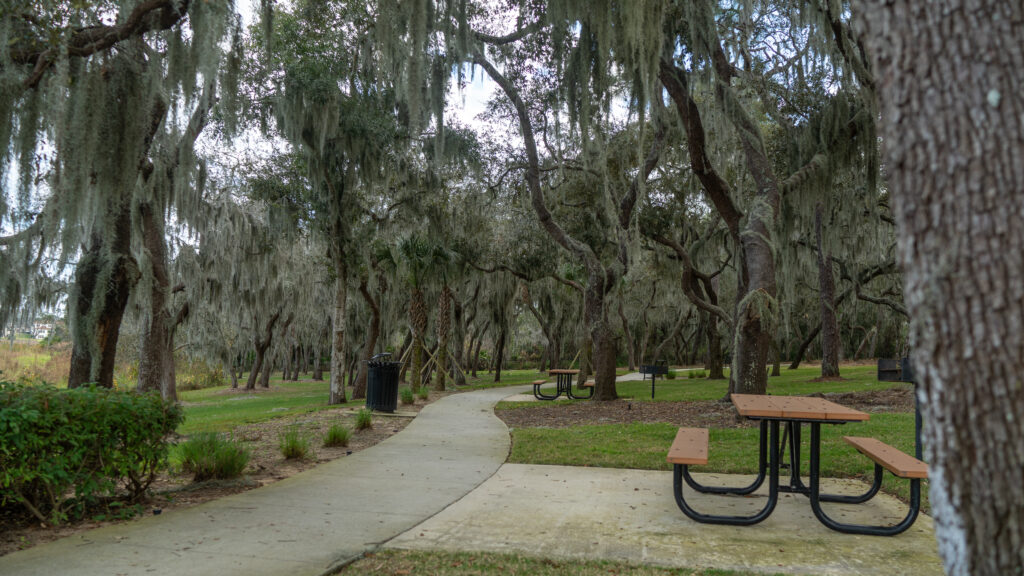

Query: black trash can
[{"left": 366, "top": 353, "right": 401, "bottom": 413}]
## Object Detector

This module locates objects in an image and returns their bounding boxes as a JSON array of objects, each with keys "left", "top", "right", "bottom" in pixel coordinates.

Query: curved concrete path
[{"left": 0, "top": 385, "right": 529, "bottom": 576}]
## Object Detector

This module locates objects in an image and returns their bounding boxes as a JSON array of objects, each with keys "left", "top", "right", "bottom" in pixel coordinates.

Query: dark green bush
[
  {"left": 0, "top": 382, "right": 183, "bottom": 525},
  {"left": 178, "top": 433, "right": 250, "bottom": 481},
  {"left": 177, "top": 359, "right": 226, "bottom": 391}
]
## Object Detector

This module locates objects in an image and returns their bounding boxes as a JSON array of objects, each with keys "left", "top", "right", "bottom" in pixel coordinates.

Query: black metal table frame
[
  {"left": 533, "top": 371, "right": 593, "bottom": 400},
  {"left": 672, "top": 416, "right": 922, "bottom": 535}
]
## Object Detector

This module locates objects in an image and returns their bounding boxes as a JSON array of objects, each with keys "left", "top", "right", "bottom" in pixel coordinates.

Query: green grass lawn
[
  {"left": 177, "top": 368, "right": 544, "bottom": 434},
  {"left": 615, "top": 364, "right": 901, "bottom": 402},
  {"left": 177, "top": 378, "right": 363, "bottom": 434},
  {"left": 343, "top": 550, "right": 775, "bottom": 576}
]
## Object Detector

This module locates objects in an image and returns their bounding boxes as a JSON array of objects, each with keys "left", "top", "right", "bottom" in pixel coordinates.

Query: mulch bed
[{"left": 496, "top": 388, "right": 915, "bottom": 430}]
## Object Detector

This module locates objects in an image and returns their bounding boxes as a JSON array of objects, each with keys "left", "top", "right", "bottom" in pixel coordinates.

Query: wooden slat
[
  {"left": 731, "top": 394, "right": 869, "bottom": 422},
  {"left": 549, "top": 369, "right": 581, "bottom": 375},
  {"left": 776, "top": 397, "right": 826, "bottom": 419},
  {"left": 580, "top": 380, "right": 595, "bottom": 387},
  {"left": 844, "top": 436, "right": 928, "bottom": 479},
  {"left": 531, "top": 380, "right": 547, "bottom": 385},
  {"left": 731, "top": 394, "right": 784, "bottom": 417},
  {"left": 824, "top": 404, "right": 870, "bottom": 422},
  {"left": 667, "top": 427, "right": 709, "bottom": 465}
]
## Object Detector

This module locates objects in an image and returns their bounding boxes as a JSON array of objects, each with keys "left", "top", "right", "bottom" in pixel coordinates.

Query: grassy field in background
[{"left": 343, "top": 550, "right": 775, "bottom": 576}]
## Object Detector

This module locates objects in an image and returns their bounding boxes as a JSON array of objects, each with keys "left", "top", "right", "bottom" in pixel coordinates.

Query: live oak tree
[
  {"left": 853, "top": 1, "right": 1024, "bottom": 573},
  {"left": 1, "top": 1, "right": 238, "bottom": 388}
]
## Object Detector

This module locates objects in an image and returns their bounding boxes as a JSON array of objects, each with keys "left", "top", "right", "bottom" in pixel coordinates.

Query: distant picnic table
[{"left": 532, "top": 369, "right": 593, "bottom": 400}]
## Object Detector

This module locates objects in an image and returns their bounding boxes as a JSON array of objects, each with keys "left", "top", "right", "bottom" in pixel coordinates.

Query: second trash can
[{"left": 366, "top": 353, "right": 401, "bottom": 412}]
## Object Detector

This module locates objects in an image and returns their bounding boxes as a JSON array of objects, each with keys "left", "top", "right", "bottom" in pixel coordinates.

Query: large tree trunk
[
  {"left": 617, "top": 296, "right": 637, "bottom": 371},
  {"left": 329, "top": 258, "right": 348, "bottom": 405},
  {"left": 68, "top": 204, "right": 140, "bottom": 389},
  {"left": 354, "top": 277, "right": 380, "bottom": 400},
  {"left": 246, "top": 310, "right": 281, "bottom": 390},
  {"left": 434, "top": 285, "right": 451, "bottom": 391},
  {"left": 492, "top": 324, "right": 505, "bottom": 383},
  {"left": 452, "top": 291, "right": 467, "bottom": 386},
  {"left": 470, "top": 322, "right": 486, "bottom": 378},
  {"left": 788, "top": 324, "right": 820, "bottom": 370},
  {"left": 856, "top": 3, "right": 1024, "bottom": 573},
  {"left": 706, "top": 316, "right": 725, "bottom": 379},
  {"left": 137, "top": 202, "right": 175, "bottom": 399},
  {"left": 815, "top": 202, "right": 840, "bottom": 378},
  {"left": 409, "top": 287, "right": 427, "bottom": 392},
  {"left": 259, "top": 351, "right": 272, "bottom": 388}
]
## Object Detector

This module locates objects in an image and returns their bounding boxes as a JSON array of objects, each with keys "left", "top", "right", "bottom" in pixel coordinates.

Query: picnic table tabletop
[
  {"left": 548, "top": 369, "right": 581, "bottom": 375},
  {"left": 730, "top": 394, "right": 869, "bottom": 422}
]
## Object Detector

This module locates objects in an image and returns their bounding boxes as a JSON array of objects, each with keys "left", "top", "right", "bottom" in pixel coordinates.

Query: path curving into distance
[{"left": 0, "top": 385, "right": 529, "bottom": 576}]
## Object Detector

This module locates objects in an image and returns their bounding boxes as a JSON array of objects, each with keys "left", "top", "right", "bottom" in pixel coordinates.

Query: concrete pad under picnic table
[{"left": 387, "top": 463, "right": 943, "bottom": 576}]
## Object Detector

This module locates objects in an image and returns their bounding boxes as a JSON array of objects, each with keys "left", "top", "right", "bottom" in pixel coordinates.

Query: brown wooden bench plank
[
  {"left": 531, "top": 380, "right": 547, "bottom": 385},
  {"left": 844, "top": 436, "right": 928, "bottom": 479},
  {"left": 667, "top": 427, "right": 709, "bottom": 465},
  {"left": 580, "top": 380, "right": 595, "bottom": 387}
]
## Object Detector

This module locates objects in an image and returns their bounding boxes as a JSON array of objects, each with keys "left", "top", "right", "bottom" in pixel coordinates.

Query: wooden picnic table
[
  {"left": 533, "top": 369, "right": 591, "bottom": 400},
  {"left": 731, "top": 394, "right": 868, "bottom": 495},
  {"left": 668, "top": 393, "right": 926, "bottom": 535}
]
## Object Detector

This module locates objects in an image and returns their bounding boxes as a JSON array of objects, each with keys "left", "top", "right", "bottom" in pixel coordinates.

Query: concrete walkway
[
  {"left": 0, "top": 385, "right": 530, "bottom": 576},
  {"left": 388, "top": 464, "right": 944, "bottom": 575}
]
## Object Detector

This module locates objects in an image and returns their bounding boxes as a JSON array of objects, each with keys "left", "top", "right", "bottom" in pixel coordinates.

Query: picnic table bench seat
[
  {"left": 580, "top": 380, "right": 595, "bottom": 388},
  {"left": 667, "top": 427, "right": 708, "bottom": 465},
  {"left": 844, "top": 436, "right": 928, "bottom": 479},
  {"left": 808, "top": 434, "right": 926, "bottom": 536},
  {"left": 667, "top": 424, "right": 779, "bottom": 525}
]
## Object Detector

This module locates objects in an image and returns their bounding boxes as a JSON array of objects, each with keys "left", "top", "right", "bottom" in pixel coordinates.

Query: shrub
[
  {"left": 279, "top": 428, "right": 310, "bottom": 459},
  {"left": 178, "top": 360, "right": 226, "bottom": 391},
  {"left": 355, "top": 408, "right": 373, "bottom": 430},
  {"left": 0, "top": 382, "right": 183, "bottom": 525},
  {"left": 399, "top": 386, "right": 415, "bottom": 405},
  {"left": 178, "top": 433, "right": 250, "bottom": 482},
  {"left": 417, "top": 386, "right": 429, "bottom": 400},
  {"left": 323, "top": 424, "right": 351, "bottom": 448},
  {"left": 696, "top": 370, "right": 707, "bottom": 378}
]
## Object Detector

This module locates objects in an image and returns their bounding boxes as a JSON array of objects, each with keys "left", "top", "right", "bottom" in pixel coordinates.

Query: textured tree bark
[
  {"left": 245, "top": 310, "right": 281, "bottom": 390},
  {"left": 617, "top": 296, "right": 637, "bottom": 371},
  {"left": 354, "top": 276, "right": 380, "bottom": 400},
  {"left": 259, "top": 351, "right": 272, "bottom": 388},
  {"left": 706, "top": 317, "right": 725, "bottom": 379},
  {"left": 855, "top": 2, "right": 1024, "bottom": 573},
  {"left": 815, "top": 203, "right": 840, "bottom": 378},
  {"left": 312, "top": 355, "right": 323, "bottom": 381},
  {"left": 409, "top": 287, "right": 426, "bottom": 392},
  {"left": 434, "top": 284, "right": 451, "bottom": 391},
  {"left": 329, "top": 258, "right": 348, "bottom": 404},
  {"left": 452, "top": 290, "right": 467, "bottom": 385},
  {"left": 788, "top": 324, "right": 820, "bottom": 370},
  {"left": 492, "top": 324, "right": 506, "bottom": 383},
  {"left": 68, "top": 206, "right": 139, "bottom": 389}
]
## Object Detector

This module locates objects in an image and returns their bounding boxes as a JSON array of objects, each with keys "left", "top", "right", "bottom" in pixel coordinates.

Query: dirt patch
[
  {"left": 0, "top": 389, "right": 443, "bottom": 557},
  {"left": 496, "top": 387, "right": 915, "bottom": 430}
]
